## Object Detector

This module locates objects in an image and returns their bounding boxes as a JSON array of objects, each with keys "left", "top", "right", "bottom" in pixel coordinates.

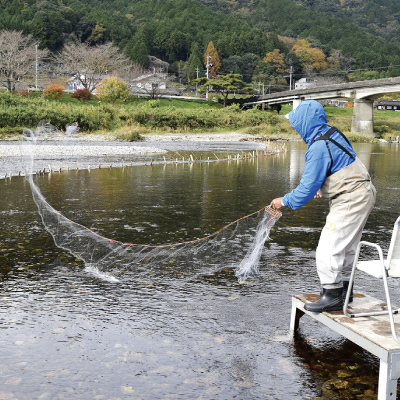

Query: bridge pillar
[
  {"left": 293, "top": 99, "right": 302, "bottom": 109},
  {"left": 351, "top": 99, "right": 376, "bottom": 137}
]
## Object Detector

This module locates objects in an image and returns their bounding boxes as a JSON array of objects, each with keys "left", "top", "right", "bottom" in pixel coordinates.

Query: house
[
  {"left": 130, "top": 72, "right": 167, "bottom": 92},
  {"left": 130, "top": 72, "right": 180, "bottom": 97},
  {"left": 66, "top": 74, "right": 106, "bottom": 94},
  {"left": 321, "top": 99, "right": 348, "bottom": 108},
  {"left": 294, "top": 77, "right": 317, "bottom": 90},
  {"left": 375, "top": 100, "right": 400, "bottom": 111}
]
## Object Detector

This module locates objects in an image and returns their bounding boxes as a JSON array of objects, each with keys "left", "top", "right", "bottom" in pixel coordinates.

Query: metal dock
[{"left": 290, "top": 293, "right": 400, "bottom": 400}]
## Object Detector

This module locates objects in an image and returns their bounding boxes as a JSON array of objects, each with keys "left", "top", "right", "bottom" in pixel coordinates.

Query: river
[{"left": 0, "top": 140, "right": 399, "bottom": 399}]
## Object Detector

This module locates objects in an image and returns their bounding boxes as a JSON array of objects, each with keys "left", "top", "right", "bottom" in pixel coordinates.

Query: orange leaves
[{"left": 263, "top": 49, "right": 289, "bottom": 74}]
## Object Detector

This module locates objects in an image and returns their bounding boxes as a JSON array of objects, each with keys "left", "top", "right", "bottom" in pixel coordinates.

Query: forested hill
[{"left": 1, "top": 0, "right": 400, "bottom": 81}]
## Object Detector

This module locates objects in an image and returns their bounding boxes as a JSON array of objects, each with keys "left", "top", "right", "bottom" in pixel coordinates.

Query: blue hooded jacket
[{"left": 282, "top": 100, "right": 356, "bottom": 210}]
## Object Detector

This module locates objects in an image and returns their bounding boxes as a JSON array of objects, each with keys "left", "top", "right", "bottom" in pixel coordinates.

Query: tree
[
  {"left": 263, "top": 49, "right": 289, "bottom": 75},
  {"left": 86, "top": 24, "right": 107, "bottom": 45},
  {"left": 194, "top": 74, "right": 253, "bottom": 106},
  {"left": 30, "top": 9, "right": 68, "bottom": 51},
  {"left": 292, "top": 39, "right": 327, "bottom": 72},
  {"left": 241, "top": 53, "right": 262, "bottom": 83},
  {"left": 327, "top": 49, "right": 355, "bottom": 72},
  {"left": 56, "top": 42, "right": 133, "bottom": 92},
  {"left": 126, "top": 31, "right": 149, "bottom": 68},
  {"left": 187, "top": 42, "right": 203, "bottom": 81},
  {"left": 97, "top": 76, "right": 130, "bottom": 103},
  {"left": 148, "top": 55, "right": 169, "bottom": 73},
  {"left": 0, "top": 30, "right": 48, "bottom": 92},
  {"left": 204, "top": 41, "right": 221, "bottom": 77}
]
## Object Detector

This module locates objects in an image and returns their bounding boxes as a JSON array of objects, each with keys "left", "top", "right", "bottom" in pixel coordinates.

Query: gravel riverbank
[{"left": 0, "top": 132, "right": 262, "bottom": 179}]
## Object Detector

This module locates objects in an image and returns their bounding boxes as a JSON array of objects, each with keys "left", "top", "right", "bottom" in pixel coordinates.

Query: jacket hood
[{"left": 288, "top": 100, "right": 328, "bottom": 144}]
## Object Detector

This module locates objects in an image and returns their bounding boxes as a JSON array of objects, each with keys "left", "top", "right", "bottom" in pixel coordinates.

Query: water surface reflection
[{"left": 0, "top": 142, "right": 399, "bottom": 399}]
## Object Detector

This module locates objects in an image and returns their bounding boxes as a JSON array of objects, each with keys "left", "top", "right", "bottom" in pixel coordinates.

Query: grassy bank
[
  {"left": 0, "top": 92, "right": 397, "bottom": 142},
  {"left": 0, "top": 92, "right": 280, "bottom": 139}
]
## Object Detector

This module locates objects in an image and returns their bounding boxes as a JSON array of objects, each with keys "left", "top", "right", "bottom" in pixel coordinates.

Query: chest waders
[{"left": 304, "top": 127, "right": 376, "bottom": 313}]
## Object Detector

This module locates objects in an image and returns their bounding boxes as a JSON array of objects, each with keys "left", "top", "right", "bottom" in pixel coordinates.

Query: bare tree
[
  {"left": 148, "top": 56, "right": 169, "bottom": 73},
  {"left": 303, "top": 67, "right": 347, "bottom": 88},
  {"left": 121, "top": 62, "right": 145, "bottom": 85},
  {"left": 56, "top": 42, "right": 134, "bottom": 92},
  {"left": 0, "top": 30, "right": 48, "bottom": 92}
]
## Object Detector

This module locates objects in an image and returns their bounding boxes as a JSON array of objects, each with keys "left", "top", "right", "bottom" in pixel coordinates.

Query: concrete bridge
[{"left": 243, "top": 77, "right": 400, "bottom": 137}]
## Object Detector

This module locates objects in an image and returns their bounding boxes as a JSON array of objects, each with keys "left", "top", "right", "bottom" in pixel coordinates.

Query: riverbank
[
  {"left": 0, "top": 131, "right": 279, "bottom": 179},
  {"left": 0, "top": 129, "right": 387, "bottom": 179}
]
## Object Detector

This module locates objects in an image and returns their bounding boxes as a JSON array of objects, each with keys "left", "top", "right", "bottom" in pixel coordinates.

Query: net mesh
[{"left": 23, "top": 122, "right": 282, "bottom": 283}]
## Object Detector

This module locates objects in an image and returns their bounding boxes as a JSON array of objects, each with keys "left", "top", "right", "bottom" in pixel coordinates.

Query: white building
[{"left": 294, "top": 77, "right": 316, "bottom": 90}]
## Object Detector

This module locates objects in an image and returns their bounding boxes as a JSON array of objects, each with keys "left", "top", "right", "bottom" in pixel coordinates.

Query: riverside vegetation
[{"left": 0, "top": 91, "right": 397, "bottom": 142}]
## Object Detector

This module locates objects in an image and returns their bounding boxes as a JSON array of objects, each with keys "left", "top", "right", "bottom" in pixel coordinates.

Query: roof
[{"left": 375, "top": 100, "right": 400, "bottom": 106}]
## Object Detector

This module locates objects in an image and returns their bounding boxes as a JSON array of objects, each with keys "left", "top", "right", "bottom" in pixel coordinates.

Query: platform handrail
[{"left": 344, "top": 239, "right": 400, "bottom": 344}]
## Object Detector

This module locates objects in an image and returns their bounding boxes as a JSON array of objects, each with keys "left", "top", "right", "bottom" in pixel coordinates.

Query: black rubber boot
[
  {"left": 320, "top": 282, "right": 354, "bottom": 302},
  {"left": 343, "top": 281, "right": 353, "bottom": 303},
  {"left": 304, "top": 287, "right": 344, "bottom": 313}
]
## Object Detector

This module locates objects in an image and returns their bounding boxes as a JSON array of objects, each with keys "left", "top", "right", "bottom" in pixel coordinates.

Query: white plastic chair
[{"left": 343, "top": 216, "right": 400, "bottom": 343}]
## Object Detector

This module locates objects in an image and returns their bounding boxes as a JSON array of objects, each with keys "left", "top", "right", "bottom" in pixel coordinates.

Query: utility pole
[
  {"left": 35, "top": 42, "right": 39, "bottom": 90},
  {"left": 195, "top": 66, "right": 199, "bottom": 97},
  {"left": 289, "top": 65, "right": 293, "bottom": 91},
  {"left": 206, "top": 55, "right": 212, "bottom": 101}
]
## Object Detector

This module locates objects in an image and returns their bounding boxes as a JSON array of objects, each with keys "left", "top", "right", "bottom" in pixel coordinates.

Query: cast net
[{"left": 23, "top": 122, "right": 282, "bottom": 283}]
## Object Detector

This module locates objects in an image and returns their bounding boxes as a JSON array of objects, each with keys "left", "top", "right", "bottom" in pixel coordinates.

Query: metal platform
[{"left": 290, "top": 293, "right": 400, "bottom": 400}]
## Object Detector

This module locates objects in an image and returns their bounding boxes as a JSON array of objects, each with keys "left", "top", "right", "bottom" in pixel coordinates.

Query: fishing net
[{"left": 23, "top": 122, "right": 282, "bottom": 283}]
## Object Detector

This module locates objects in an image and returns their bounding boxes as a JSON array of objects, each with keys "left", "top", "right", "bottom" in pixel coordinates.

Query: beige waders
[{"left": 316, "top": 157, "right": 376, "bottom": 289}]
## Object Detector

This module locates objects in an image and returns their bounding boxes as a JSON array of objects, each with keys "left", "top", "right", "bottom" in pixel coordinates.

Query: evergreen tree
[
  {"left": 194, "top": 74, "right": 253, "bottom": 106},
  {"left": 126, "top": 31, "right": 150, "bottom": 68},
  {"left": 187, "top": 43, "right": 203, "bottom": 81}
]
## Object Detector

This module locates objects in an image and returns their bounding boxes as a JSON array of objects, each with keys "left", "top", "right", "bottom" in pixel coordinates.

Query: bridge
[{"left": 243, "top": 77, "right": 400, "bottom": 137}]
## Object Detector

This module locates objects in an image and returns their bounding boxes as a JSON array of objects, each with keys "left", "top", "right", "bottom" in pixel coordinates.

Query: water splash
[{"left": 235, "top": 209, "right": 279, "bottom": 283}]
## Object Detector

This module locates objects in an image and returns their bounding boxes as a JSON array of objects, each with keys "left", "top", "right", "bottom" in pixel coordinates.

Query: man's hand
[
  {"left": 314, "top": 189, "right": 322, "bottom": 199},
  {"left": 270, "top": 197, "right": 284, "bottom": 210}
]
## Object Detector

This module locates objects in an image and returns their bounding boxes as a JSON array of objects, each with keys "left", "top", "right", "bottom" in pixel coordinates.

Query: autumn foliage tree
[
  {"left": 292, "top": 39, "right": 327, "bottom": 72},
  {"left": 263, "top": 49, "right": 289, "bottom": 75},
  {"left": 204, "top": 41, "right": 221, "bottom": 78}
]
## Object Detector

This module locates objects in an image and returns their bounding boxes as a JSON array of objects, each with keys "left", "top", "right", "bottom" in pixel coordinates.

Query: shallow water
[{"left": 0, "top": 141, "right": 399, "bottom": 399}]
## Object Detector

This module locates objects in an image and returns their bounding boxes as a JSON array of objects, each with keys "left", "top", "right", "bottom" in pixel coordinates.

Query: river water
[{"left": 0, "top": 140, "right": 399, "bottom": 399}]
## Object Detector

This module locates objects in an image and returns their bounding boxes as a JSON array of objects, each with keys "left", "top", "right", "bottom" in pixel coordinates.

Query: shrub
[
  {"left": 96, "top": 76, "right": 130, "bottom": 104},
  {"left": 18, "top": 89, "right": 31, "bottom": 97},
  {"left": 71, "top": 88, "right": 93, "bottom": 102},
  {"left": 113, "top": 126, "right": 146, "bottom": 141},
  {"left": 43, "top": 84, "right": 65, "bottom": 100}
]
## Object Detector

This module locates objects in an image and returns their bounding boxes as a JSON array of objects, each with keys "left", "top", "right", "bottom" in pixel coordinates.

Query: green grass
[{"left": 1, "top": 92, "right": 399, "bottom": 142}]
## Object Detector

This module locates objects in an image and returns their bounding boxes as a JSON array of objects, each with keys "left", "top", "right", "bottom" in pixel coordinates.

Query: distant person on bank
[{"left": 270, "top": 100, "right": 376, "bottom": 313}]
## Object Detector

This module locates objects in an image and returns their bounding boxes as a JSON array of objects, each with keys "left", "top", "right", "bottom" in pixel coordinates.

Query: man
[{"left": 270, "top": 100, "right": 376, "bottom": 313}]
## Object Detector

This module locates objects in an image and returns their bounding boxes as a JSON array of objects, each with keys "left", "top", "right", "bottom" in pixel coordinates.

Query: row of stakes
[{"left": 4, "top": 148, "right": 285, "bottom": 180}]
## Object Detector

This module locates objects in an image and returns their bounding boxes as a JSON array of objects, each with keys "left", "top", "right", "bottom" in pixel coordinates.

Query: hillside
[{"left": 0, "top": 0, "right": 399, "bottom": 84}]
